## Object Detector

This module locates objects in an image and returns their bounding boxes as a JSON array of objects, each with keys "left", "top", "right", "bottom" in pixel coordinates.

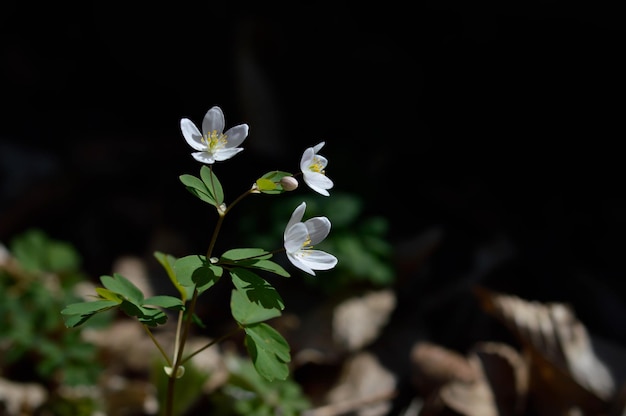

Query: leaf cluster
[
  {"left": 0, "top": 229, "right": 108, "bottom": 386},
  {"left": 62, "top": 245, "right": 294, "bottom": 381}
]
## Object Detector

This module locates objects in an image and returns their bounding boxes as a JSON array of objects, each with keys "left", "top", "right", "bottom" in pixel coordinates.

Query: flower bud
[
  {"left": 164, "top": 365, "right": 185, "bottom": 379},
  {"left": 280, "top": 176, "right": 299, "bottom": 191}
]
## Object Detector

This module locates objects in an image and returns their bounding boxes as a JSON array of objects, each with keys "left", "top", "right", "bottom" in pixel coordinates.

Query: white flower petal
[
  {"left": 312, "top": 142, "right": 325, "bottom": 153},
  {"left": 304, "top": 217, "right": 331, "bottom": 245},
  {"left": 213, "top": 148, "right": 243, "bottom": 161},
  {"left": 287, "top": 253, "right": 315, "bottom": 275},
  {"left": 202, "top": 106, "right": 225, "bottom": 134},
  {"left": 191, "top": 152, "right": 216, "bottom": 164},
  {"left": 223, "top": 124, "right": 249, "bottom": 148},
  {"left": 285, "top": 202, "right": 306, "bottom": 235},
  {"left": 180, "top": 119, "right": 205, "bottom": 151},
  {"left": 298, "top": 250, "right": 338, "bottom": 271},
  {"left": 303, "top": 173, "right": 333, "bottom": 196},
  {"left": 284, "top": 223, "right": 308, "bottom": 253},
  {"left": 300, "top": 147, "right": 315, "bottom": 171}
]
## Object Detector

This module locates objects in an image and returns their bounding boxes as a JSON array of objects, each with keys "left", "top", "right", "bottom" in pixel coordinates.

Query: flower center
[
  {"left": 201, "top": 130, "right": 228, "bottom": 152},
  {"left": 309, "top": 156, "right": 325, "bottom": 174},
  {"left": 301, "top": 236, "right": 313, "bottom": 250}
]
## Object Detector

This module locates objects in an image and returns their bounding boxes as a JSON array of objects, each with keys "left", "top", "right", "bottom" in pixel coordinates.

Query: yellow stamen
[
  {"left": 309, "top": 156, "right": 325, "bottom": 174},
  {"left": 201, "top": 130, "right": 228, "bottom": 151}
]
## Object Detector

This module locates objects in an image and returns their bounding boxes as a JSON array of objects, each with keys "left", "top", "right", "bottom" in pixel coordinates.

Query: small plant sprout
[{"left": 61, "top": 105, "right": 338, "bottom": 416}]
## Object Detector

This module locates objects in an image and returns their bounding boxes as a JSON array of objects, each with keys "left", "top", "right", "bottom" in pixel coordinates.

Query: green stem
[
  {"left": 142, "top": 324, "right": 172, "bottom": 367},
  {"left": 181, "top": 327, "right": 242, "bottom": 365},
  {"left": 164, "top": 176, "right": 254, "bottom": 416},
  {"left": 165, "top": 288, "right": 199, "bottom": 416}
]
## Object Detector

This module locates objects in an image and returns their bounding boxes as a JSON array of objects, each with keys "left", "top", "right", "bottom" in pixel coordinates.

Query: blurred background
[{"left": 1, "top": 1, "right": 626, "bottom": 414}]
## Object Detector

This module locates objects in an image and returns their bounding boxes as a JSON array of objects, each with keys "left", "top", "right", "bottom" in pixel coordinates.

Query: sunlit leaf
[
  {"left": 100, "top": 273, "right": 144, "bottom": 303},
  {"left": 60, "top": 300, "right": 119, "bottom": 328},
  {"left": 144, "top": 295, "right": 184, "bottom": 311},
  {"left": 231, "top": 268, "right": 284, "bottom": 313},
  {"left": 237, "top": 259, "right": 290, "bottom": 277},
  {"left": 244, "top": 323, "right": 290, "bottom": 381},
  {"left": 154, "top": 251, "right": 193, "bottom": 301},
  {"left": 179, "top": 174, "right": 216, "bottom": 206},
  {"left": 221, "top": 248, "right": 271, "bottom": 262},
  {"left": 200, "top": 166, "right": 224, "bottom": 205},
  {"left": 94, "top": 287, "right": 123, "bottom": 302},
  {"left": 173, "top": 255, "right": 222, "bottom": 294},
  {"left": 231, "top": 289, "right": 282, "bottom": 326},
  {"left": 256, "top": 171, "right": 293, "bottom": 195}
]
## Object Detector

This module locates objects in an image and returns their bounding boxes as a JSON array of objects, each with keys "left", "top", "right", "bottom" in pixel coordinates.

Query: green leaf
[
  {"left": 94, "top": 287, "right": 123, "bottom": 302},
  {"left": 220, "top": 248, "right": 291, "bottom": 279},
  {"left": 60, "top": 300, "right": 119, "bottom": 328},
  {"left": 230, "top": 268, "right": 283, "bottom": 325},
  {"left": 200, "top": 166, "right": 224, "bottom": 205},
  {"left": 154, "top": 251, "right": 193, "bottom": 301},
  {"left": 100, "top": 273, "right": 144, "bottom": 303},
  {"left": 221, "top": 248, "right": 271, "bottom": 262},
  {"left": 256, "top": 171, "right": 293, "bottom": 195},
  {"left": 143, "top": 295, "right": 184, "bottom": 311},
  {"left": 237, "top": 259, "right": 291, "bottom": 277},
  {"left": 179, "top": 174, "right": 216, "bottom": 206},
  {"left": 173, "top": 255, "right": 223, "bottom": 294},
  {"left": 244, "top": 323, "right": 290, "bottom": 381},
  {"left": 120, "top": 301, "right": 167, "bottom": 327},
  {"left": 231, "top": 289, "right": 281, "bottom": 326},
  {"left": 255, "top": 178, "right": 276, "bottom": 191}
]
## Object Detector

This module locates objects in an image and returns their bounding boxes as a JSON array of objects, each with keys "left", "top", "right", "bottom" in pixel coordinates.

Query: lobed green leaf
[
  {"left": 244, "top": 323, "right": 290, "bottom": 381},
  {"left": 143, "top": 295, "right": 185, "bottom": 311},
  {"left": 221, "top": 248, "right": 271, "bottom": 262},
  {"left": 179, "top": 174, "right": 216, "bottom": 206},
  {"left": 154, "top": 251, "right": 193, "bottom": 301},
  {"left": 60, "top": 300, "right": 119, "bottom": 328},
  {"left": 100, "top": 273, "right": 144, "bottom": 303},
  {"left": 173, "top": 255, "right": 223, "bottom": 295},
  {"left": 199, "top": 166, "right": 224, "bottom": 205},
  {"left": 230, "top": 268, "right": 283, "bottom": 325}
]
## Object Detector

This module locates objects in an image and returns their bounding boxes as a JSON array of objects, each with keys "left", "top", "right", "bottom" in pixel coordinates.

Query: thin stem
[
  {"left": 172, "top": 309, "right": 185, "bottom": 365},
  {"left": 181, "top": 326, "right": 242, "bottom": 365},
  {"left": 164, "top": 173, "right": 254, "bottom": 415},
  {"left": 165, "top": 288, "right": 199, "bottom": 416},
  {"left": 224, "top": 188, "right": 254, "bottom": 216},
  {"left": 142, "top": 324, "right": 172, "bottom": 367}
]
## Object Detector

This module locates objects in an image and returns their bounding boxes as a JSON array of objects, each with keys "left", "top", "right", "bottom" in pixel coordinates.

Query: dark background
[{"left": 2, "top": 2, "right": 626, "bottom": 350}]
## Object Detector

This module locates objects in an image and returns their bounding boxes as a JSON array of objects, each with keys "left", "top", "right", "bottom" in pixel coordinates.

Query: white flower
[
  {"left": 283, "top": 202, "right": 337, "bottom": 276},
  {"left": 180, "top": 106, "right": 249, "bottom": 164},
  {"left": 300, "top": 142, "right": 333, "bottom": 196}
]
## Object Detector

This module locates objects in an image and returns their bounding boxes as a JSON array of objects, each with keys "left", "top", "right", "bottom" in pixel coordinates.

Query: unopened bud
[
  {"left": 164, "top": 365, "right": 185, "bottom": 379},
  {"left": 280, "top": 176, "right": 298, "bottom": 191}
]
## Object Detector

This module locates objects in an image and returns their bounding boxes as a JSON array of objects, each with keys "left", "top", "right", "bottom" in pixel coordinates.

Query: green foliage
[
  {"left": 179, "top": 165, "right": 224, "bottom": 207},
  {"left": 57, "top": 107, "right": 342, "bottom": 414},
  {"left": 255, "top": 170, "right": 293, "bottom": 194},
  {"left": 211, "top": 355, "right": 310, "bottom": 415},
  {"left": 62, "top": 273, "right": 184, "bottom": 328},
  {"left": 243, "top": 323, "right": 290, "bottom": 381},
  {"left": 220, "top": 248, "right": 290, "bottom": 277},
  {"left": 173, "top": 254, "right": 223, "bottom": 294},
  {"left": 0, "top": 229, "right": 109, "bottom": 386}
]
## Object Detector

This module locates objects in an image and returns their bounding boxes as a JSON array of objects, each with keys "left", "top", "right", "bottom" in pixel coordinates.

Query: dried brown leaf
[
  {"left": 332, "top": 289, "right": 396, "bottom": 352},
  {"left": 474, "top": 286, "right": 614, "bottom": 415},
  {"left": 410, "top": 341, "right": 477, "bottom": 397}
]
